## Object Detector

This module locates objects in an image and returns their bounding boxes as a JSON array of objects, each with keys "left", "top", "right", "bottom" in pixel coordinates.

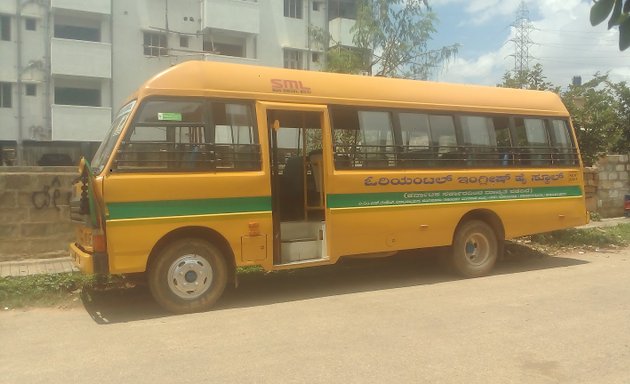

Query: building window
[
  {"left": 1, "top": 15, "right": 10, "bottom": 41},
  {"left": 284, "top": 0, "right": 303, "bottom": 19},
  {"left": 25, "top": 17, "right": 36, "bottom": 31},
  {"left": 25, "top": 84, "right": 36, "bottom": 96},
  {"left": 0, "top": 83, "right": 11, "bottom": 108},
  {"left": 284, "top": 49, "right": 303, "bottom": 69},
  {"left": 180, "top": 35, "right": 189, "bottom": 48},
  {"left": 328, "top": 0, "right": 357, "bottom": 20},
  {"left": 203, "top": 33, "right": 246, "bottom": 58},
  {"left": 55, "top": 87, "right": 101, "bottom": 107},
  {"left": 54, "top": 24, "right": 100, "bottom": 42},
  {"left": 313, "top": 2, "right": 320, "bottom": 11},
  {"left": 144, "top": 32, "right": 167, "bottom": 56},
  {"left": 312, "top": 52, "right": 320, "bottom": 63}
]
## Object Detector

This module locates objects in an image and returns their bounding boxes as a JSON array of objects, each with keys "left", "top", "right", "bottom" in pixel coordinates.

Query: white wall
[
  {"left": 51, "top": 105, "right": 112, "bottom": 141},
  {"left": 51, "top": 38, "right": 112, "bottom": 78}
]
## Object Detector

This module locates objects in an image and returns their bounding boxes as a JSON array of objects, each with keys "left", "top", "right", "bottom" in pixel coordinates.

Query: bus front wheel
[
  {"left": 148, "top": 238, "right": 228, "bottom": 314},
  {"left": 449, "top": 220, "right": 498, "bottom": 277}
]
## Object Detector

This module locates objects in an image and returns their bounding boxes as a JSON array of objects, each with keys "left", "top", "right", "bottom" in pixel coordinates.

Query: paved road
[{"left": 2, "top": 246, "right": 630, "bottom": 384}]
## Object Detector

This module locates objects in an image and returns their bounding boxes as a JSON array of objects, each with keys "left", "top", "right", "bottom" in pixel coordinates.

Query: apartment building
[{"left": 0, "top": 0, "right": 357, "bottom": 165}]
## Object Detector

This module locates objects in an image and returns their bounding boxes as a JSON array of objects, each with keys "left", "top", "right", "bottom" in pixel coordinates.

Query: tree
[
  {"left": 313, "top": 0, "right": 458, "bottom": 79},
  {"left": 563, "top": 75, "right": 621, "bottom": 166},
  {"left": 607, "top": 80, "right": 630, "bottom": 153},
  {"left": 590, "top": 0, "right": 630, "bottom": 50},
  {"left": 497, "top": 63, "right": 558, "bottom": 91}
]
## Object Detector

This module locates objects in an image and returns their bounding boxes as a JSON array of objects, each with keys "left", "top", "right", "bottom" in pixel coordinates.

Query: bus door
[{"left": 262, "top": 104, "right": 330, "bottom": 266}]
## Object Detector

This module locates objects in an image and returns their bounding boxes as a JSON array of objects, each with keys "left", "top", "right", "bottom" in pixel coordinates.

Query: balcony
[
  {"left": 51, "top": 0, "right": 111, "bottom": 15},
  {"left": 203, "top": 0, "right": 259, "bottom": 34},
  {"left": 51, "top": 105, "right": 111, "bottom": 141},
  {"left": 329, "top": 17, "right": 356, "bottom": 47},
  {"left": 51, "top": 38, "right": 111, "bottom": 79},
  {"left": 202, "top": 53, "right": 259, "bottom": 66}
]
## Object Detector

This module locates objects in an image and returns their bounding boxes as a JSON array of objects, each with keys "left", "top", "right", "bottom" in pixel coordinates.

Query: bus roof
[{"left": 133, "top": 60, "right": 569, "bottom": 117}]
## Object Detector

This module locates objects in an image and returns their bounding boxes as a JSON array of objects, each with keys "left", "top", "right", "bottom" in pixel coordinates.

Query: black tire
[
  {"left": 449, "top": 220, "right": 498, "bottom": 277},
  {"left": 148, "top": 238, "right": 228, "bottom": 314}
]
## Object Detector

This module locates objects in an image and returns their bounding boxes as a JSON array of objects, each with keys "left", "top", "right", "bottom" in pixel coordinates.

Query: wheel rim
[
  {"left": 167, "top": 254, "right": 213, "bottom": 299},
  {"left": 463, "top": 233, "right": 490, "bottom": 266}
]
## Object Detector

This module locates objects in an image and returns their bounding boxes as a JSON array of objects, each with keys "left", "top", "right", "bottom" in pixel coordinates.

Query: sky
[{"left": 425, "top": 0, "right": 630, "bottom": 87}]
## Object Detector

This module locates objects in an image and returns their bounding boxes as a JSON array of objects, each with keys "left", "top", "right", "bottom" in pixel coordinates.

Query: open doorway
[{"left": 268, "top": 109, "right": 327, "bottom": 265}]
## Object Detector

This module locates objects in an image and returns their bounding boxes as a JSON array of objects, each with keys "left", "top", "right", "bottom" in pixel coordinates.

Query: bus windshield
[{"left": 91, "top": 100, "right": 136, "bottom": 174}]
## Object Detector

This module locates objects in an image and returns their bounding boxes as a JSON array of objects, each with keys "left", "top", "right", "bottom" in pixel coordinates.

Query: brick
[
  {"left": 26, "top": 207, "right": 62, "bottom": 223},
  {"left": 26, "top": 238, "right": 73, "bottom": 255},
  {"left": 613, "top": 181, "right": 625, "bottom": 189},
  {"left": 0, "top": 208, "right": 27, "bottom": 223},
  {"left": 599, "top": 172, "right": 609, "bottom": 181},
  {"left": 608, "top": 155, "right": 622, "bottom": 164},
  {"left": 0, "top": 224, "right": 19, "bottom": 238},
  {"left": 0, "top": 191, "right": 17, "bottom": 208},
  {"left": 620, "top": 172, "right": 629, "bottom": 181},
  {"left": 599, "top": 180, "right": 614, "bottom": 189},
  {"left": 3, "top": 174, "right": 32, "bottom": 189},
  {"left": 609, "top": 172, "right": 618, "bottom": 181},
  {"left": 0, "top": 240, "right": 32, "bottom": 258},
  {"left": 616, "top": 164, "right": 626, "bottom": 172},
  {"left": 20, "top": 222, "right": 73, "bottom": 238}
]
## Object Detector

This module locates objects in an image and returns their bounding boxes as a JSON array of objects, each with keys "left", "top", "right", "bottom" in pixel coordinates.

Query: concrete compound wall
[
  {"left": 593, "top": 154, "right": 630, "bottom": 218},
  {"left": 0, "top": 156, "right": 629, "bottom": 261},
  {"left": 0, "top": 167, "right": 76, "bottom": 261}
]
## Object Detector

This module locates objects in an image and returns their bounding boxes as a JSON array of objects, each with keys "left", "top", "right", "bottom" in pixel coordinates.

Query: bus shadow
[{"left": 80, "top": 243, "right": 588, "bottom": 324}]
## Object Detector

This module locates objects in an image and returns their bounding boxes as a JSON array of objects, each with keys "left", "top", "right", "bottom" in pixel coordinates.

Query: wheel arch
[
  {"left": 147, "top": 226, "right": 236, "bottom": 283},
  {"left": 454, "top": 209, "right": 505, "bottom": 254}
]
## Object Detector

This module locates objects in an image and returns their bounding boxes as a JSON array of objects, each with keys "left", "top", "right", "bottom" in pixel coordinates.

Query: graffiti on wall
[{"left": 31, "top": 177, "right": 71, "bottom": 210}]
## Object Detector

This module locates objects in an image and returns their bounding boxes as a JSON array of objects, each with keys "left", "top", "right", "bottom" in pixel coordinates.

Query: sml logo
[{"left": 271, "top": 79, "right": 311, "bottom": 94}]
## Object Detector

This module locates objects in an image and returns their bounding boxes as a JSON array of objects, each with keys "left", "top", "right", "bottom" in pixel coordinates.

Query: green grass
[
  {"left": 0, "top": 273, "right": 133, "bottom": 309},
  {"left": 0, "top": 273, "right": 97, "bottom": 309},
  {"left": 529, "top": 223, "right": 630, "bottom": 249}
]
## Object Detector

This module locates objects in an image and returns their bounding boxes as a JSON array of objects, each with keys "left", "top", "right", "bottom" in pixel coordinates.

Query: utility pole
[{"left": 509, "top": 1, "right": 534, "bottom": 76}]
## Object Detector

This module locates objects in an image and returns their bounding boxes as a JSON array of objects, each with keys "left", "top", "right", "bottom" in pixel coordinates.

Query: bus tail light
[{"left": 92, "top": 230, "right": 107, "bottom": 253}]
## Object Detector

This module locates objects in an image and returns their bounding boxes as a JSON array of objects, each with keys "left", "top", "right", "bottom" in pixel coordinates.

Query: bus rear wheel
[
  {"left": 449, "top": 220, "right": 498, "bottom": 278},
  {"left": 148, "top": 238, "right": 228, "bottom": 314}
]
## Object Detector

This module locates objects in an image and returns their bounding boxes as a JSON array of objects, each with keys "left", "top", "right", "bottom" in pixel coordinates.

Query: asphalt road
[{"left": 2, "top": 245, "right": 630, "bottom": 384}]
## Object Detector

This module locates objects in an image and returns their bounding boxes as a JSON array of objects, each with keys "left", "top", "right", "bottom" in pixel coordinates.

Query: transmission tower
[{"left": 509, "top": 1, "right": 534, "bottom": 74}]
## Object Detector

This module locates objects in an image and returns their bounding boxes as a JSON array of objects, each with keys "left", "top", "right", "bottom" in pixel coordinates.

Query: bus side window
[
  {"left": 429, "top": 115, "right": 459, "bottom": 167},
  {"left": 331, "top": 108, "right": 396, "bottom": 169},
  {"left": 459, "top": 115, "right": 497, "bottom": 167},
  {"left": 398, "top": 112, "right": 434, "bottom": 168},
  {"left": 357, "top": 111, "right": 395, "bottom": 169},
  {"left": 492, "top": 116, "right": 513, "bottom": 166},
  {"left": 212, "top": 102, "right": 261, "bottom": 171},
  {"left": 331, "top": 108, "right": 360, "bottom": 169},
  {"left": 549, "top": 119, "right": 575, "bottom": 166},
  {"left": 513, "top": 117, "right": 551, "bottom": 166}
]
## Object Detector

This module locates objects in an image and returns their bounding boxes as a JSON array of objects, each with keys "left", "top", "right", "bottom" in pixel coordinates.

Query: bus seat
[{"left": 399, "top": 148, "right": 434, "bottom": 168}]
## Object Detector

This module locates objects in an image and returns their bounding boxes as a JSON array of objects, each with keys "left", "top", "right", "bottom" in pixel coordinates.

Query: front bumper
[{"left": 70, "top": 242, "right": 94, "bottom": 274}]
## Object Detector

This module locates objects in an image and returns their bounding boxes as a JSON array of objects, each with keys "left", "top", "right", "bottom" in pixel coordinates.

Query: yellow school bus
[{"left": 69, "top": 61, "right": 588, "bottom": 313}]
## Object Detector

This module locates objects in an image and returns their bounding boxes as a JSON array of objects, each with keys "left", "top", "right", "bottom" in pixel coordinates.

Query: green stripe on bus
[
  {"left": 326, "top": 185, "right": 583, "bottom": 209},
  {"left": 107, "top": 196, "right": 272, "bottom": 220}
]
